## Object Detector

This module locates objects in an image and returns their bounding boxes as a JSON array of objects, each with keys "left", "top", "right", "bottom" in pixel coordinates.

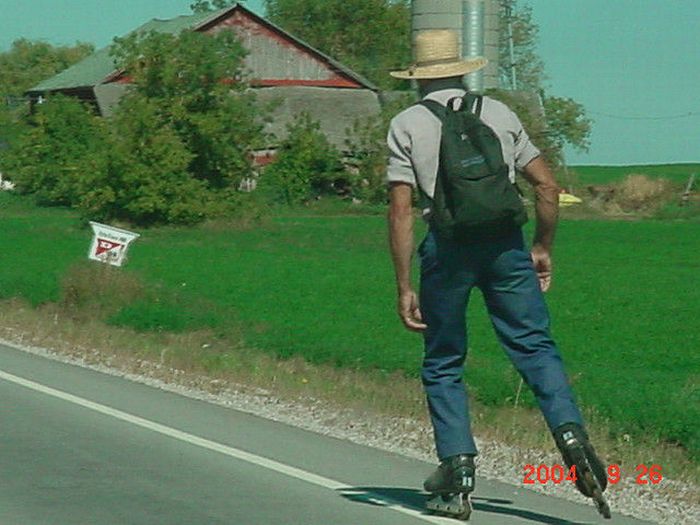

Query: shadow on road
[{"left": 340, "top": 486, "right": 593, "bottom": 525}]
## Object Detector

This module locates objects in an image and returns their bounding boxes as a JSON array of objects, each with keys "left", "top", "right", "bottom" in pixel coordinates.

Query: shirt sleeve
[
  {"left": 511, "top": 110, "right": 541, "bottom": 170},
  {"left": 386, "top": 116, "right": 416, "bottom": 186}
]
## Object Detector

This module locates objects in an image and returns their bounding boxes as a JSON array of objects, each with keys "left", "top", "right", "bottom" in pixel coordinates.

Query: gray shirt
[{"left": 386, "top": 89, "right": 541, "bottom": 200}]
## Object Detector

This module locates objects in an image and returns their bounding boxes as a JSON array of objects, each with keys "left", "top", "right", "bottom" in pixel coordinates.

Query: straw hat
[{"left": 390, "top": 29, "right": 488, "bottom": 79}]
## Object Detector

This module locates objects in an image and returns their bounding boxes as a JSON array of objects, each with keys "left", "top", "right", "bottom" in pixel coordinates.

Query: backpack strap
[
  {"left": 420, "top": 96, "right": 479, "bottom": 117},
  {"left": 461, "top": 94, "right": 521, "bottom": 195},
  {"left": 418, "top": 98, "right": 447, "bottom": 120},
  {"left": 421, "top": 94, "right": 483, "bottom": 118},
  {"left": 414, "top": 99, "right": 449, "bottom": 209}
]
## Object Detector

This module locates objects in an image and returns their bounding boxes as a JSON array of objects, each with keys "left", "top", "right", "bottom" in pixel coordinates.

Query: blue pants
[{"left": 418, "top": 228, "right": 583, "bottom": 460}]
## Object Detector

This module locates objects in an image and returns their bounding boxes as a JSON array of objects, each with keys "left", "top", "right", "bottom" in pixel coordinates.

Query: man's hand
[
  {"left": 522, "top": 156, "right": 558, "bottom": 293},
  {"left": 531, "top": 244, "right": 552, "bottom": 292},
  {"left": 388, "top": 182, "right": 427, "bottom": 332},
  {"left": 521, "top": 156, "right": 559, "bottom": 261},
  {"left": 398, "top": 289, "right": 427, "bottom": 332}
]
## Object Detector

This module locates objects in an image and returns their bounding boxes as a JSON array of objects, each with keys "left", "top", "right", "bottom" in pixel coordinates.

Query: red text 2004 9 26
[{"left": 522, "top": 464, "right": 663, "bottom": 485}]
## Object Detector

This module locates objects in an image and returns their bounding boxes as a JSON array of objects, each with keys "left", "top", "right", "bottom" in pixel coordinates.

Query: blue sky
[
  {"left": 1, "top": 0, "right": 698, "bottom": 166},
  {"left": 528, "top": 0, "right": 699, "bottom": 165}
]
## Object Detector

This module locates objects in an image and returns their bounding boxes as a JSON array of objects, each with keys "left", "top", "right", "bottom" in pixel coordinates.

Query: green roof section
[
  {"left": 27, "top": 8, "right": 221, "bottom": 93},
  {"left": 133, "top": 9, "right": 217, "bottom": 36},
  {"left": 28, "top": 46, "right": 117, "bottom": 92}
]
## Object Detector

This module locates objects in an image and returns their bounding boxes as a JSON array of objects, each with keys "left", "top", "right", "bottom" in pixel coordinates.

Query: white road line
[{"left": 0, "top": 368, "right": 454, "bottom": 524}]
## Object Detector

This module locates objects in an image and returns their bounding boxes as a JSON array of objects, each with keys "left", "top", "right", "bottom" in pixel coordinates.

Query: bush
[
  {"left": 616, "top": 174, "right": 674, "bottom": 212},
  {"left": 59, "top": 261, "right": 228, "bottom": 333},
  {"left": 0, "top": 104, "right": 28, "bottom": 157},
  {"left": 2, "top": 95, "right": 220, "bottom": 226},
  {"left": 587, "top": 174, "right": 676, "bottom": 216},
  {"left": 655, "top": 201, "right": 700, "bottom": 221},
  {"left": 260, "top": 112, "right": 344, "bottom": 205},
  {"left": 101, "top": 96, "right": 215, "bottom": 225},
  {"left": 344, "top": 92, "right": 415, "bottom": 204},
  {"left": 60, "top": 262, "right": 146, "bottom": 319},
  {"left": 2, "top": 95, "right": 111, "bottom": 207}
]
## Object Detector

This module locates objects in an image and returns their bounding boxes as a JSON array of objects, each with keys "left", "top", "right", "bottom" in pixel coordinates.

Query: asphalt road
[{"left": 0, "top": 342, "right": 655, "bottom": 525}]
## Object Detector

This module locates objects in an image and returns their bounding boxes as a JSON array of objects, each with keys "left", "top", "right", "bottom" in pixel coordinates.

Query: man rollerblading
[
  {"left": 554, "top": 423, "right": 611, "bottom": 519},
  {"left": 386, "top": 29, "right": 611, "bottom": 521},
  {"left": 424, "top": 454, "right": 475, "bottom": 520}
]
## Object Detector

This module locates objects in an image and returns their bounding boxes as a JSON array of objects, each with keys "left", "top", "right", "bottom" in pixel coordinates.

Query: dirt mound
[{"left": 587, "top": 174, "right": 674, "bottom": 215}]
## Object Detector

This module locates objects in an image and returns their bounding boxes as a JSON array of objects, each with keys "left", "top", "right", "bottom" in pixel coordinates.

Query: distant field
[
  {"left": 0, "top": 190, "right": 698, "bottom": 461},
  {"left": 569, "top": 163, "right": 700, "bottom": 186}
]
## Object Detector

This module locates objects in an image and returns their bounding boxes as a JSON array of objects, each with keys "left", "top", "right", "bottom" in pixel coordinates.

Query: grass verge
[{"left": 0, "top": 296, "right": 698, "bottom": 492}]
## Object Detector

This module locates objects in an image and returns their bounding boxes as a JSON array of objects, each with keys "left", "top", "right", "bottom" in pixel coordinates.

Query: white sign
[
  {"left": 88, "top": 222, "right": 140, "bottom": 267},
  {"left": 0, "top": 172, "right": 15, "bottom": 191}
]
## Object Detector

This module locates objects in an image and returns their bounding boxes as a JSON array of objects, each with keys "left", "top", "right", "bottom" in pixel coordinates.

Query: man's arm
[
  {"left": 520, "top": 156, "right": 560, "bottom": 292},
  {"left": 388, "top": 181, "right": 427, "bottom": 332}
]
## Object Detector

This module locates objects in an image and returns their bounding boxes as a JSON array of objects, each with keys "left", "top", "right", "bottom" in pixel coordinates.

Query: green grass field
[
  {"left": 1, "top": 189, "right": 698, "bottom": 461},
  {"left": 569, "top": 163, "right": 700, "bottom": 186}
]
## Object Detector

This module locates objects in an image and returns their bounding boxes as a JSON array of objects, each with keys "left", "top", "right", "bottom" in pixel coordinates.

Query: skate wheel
[
  {"left": 584, "top": 471, "right": 612, "bottom": 519},
  {"left": 426, "top": 493, "right": 472, "bottom": 521},
  {"left": 592, "top": 488, "right": 612, "bottom": 519},
  {"left": 454, "top": 506, "right": 472, "bottom": 521}
]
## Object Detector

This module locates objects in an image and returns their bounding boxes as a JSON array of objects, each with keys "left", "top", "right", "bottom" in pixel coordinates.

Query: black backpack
[{"left": 418, "top": 94, "right": 527, "bottom": 241}]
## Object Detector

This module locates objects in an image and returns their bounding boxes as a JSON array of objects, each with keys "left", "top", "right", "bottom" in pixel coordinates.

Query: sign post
[{"left": 88, "top": 222, "right": 140, "bottom": 267}]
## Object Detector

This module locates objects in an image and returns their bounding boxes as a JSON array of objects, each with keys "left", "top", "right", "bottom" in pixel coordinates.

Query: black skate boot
[
  {"left": 553, "top": 422, "right": 611, "bottom": 519},
  {"left": 424, "top": 454, "right": 475, "bottom": 521}
]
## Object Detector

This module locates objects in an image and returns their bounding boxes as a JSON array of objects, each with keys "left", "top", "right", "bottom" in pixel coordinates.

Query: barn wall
[
  {"left": 255, "top": 86, "right": 381, "bottom": 151},
  {"left": 206, "top": 11, "right": 362, "bottom": 88},
  {"left": 93, "top": 83, "right": 381, "bottom": 152}
]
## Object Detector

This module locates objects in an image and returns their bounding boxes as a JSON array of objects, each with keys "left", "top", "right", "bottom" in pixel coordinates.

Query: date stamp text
[{"left": 522, "top": 464, "right": 663, "bottom": 485}]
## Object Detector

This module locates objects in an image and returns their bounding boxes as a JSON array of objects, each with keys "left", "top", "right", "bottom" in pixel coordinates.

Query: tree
[
  {"left": 111, "top": 29, "right": 268, "bottom": 193},
  {"left": 2, "top": 95, "right": 111, "bottom": 208},
  {"left": 498, "top": 0, "right": 545, "bottom": 92},
  {"left": 263, "top": 0, "right": 411, "bottom": 90},
  {"left": 0, "top": 39, "right": 93, "bottom": 156},
  {"left": 190, "top": 0, "right": 239, "bottom": 13},
  {"left": 100, "top": 96, "right": 208, "bottom": 225},
  {"left": 0, "top": 39, "right": 94, "bottom": 97},
  {"left": 543, "top": 96, "right": 592, "bottom": 155},
  {"left": 0, "top": 101, "right": 27, "bottom": 153},
  {"left": 496, "top": 0, "right": 592, "bottom": 168}
]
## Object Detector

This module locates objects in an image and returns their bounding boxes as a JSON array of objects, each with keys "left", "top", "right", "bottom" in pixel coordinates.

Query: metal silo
[
  {"left": 411, "top": 0, "right": 500, "bottom": 92},
  {"left": 482, "top": 0, "right": 501, "bottom": 90},
  {"left": 411, "top": 0, "right": 463, "bottom": 42},
  {"left": 463, "top": 0, "right": 485, "bottom": 92}
]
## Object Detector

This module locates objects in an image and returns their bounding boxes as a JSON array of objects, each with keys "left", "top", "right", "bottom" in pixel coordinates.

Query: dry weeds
[{"left": 587, "top": 174, "right": 675, "bottom": 216}]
